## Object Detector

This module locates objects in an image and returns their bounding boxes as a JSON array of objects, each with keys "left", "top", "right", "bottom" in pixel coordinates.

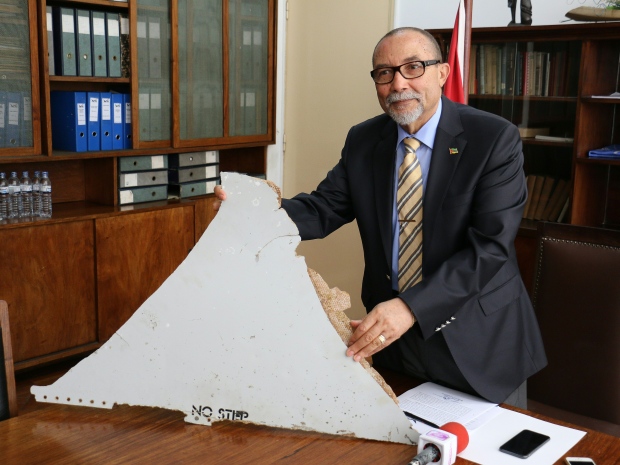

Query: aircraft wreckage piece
[{"left": 32, "top": 172, "right": 417, "bottom": 445}]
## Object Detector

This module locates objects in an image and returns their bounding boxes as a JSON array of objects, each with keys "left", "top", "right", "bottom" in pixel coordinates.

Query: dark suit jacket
[{"left": 281, "top": 96, "right": 547, "bottom": 403}]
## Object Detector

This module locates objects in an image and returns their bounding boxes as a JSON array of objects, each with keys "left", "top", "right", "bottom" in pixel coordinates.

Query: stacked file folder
[
  {"left": 118, "top": 155, "right": 168, "bottom": 205},
  {"left": 0, "top": 90, "right": 33, "bottom": 148},
  {"left": 50, "top": 91, "right": 131, "bottom": 152},
  {"left": 49, "top": 6, "right": 128, "bottom": 77},
  {"left": 168, "top": 152, "right": 220, "bottom": 198}
]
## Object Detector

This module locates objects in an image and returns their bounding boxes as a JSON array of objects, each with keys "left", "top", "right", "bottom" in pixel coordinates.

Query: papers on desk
[
  {"left": 398, "top": 382, "right": 586, "bottom": 465},
  {"left": 460, "top": 408, "right": 586, "bottom": 465},
  {"left": 398, "top": 382, "right": 500, "bottom": 432}
]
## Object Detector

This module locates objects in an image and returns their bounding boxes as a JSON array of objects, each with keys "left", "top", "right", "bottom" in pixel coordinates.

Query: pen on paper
[{"left": 403, "top": 411, "right": 440, "bottom": 429}]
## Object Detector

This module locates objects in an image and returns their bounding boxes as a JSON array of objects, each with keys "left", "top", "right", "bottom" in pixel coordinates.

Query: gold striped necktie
[{"left": 398, "top": 137, "right": 423, "bottom": 292}]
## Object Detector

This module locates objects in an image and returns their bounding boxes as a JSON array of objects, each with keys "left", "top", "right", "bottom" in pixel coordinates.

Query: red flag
[{"left": 444, "top": 0, "right": 466, "bottom": 104}]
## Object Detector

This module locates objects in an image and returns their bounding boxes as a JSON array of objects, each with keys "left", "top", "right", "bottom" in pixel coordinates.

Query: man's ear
[{"left": 439, "top": 62, "right": 450, "bottom": 87}]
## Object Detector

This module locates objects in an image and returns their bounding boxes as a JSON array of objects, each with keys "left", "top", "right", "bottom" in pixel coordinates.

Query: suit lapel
[
  {"left": 373, "top": 119, "right": 398, "bottom": 271},
  {"left": 424, "top": 96, "right": 467, "bottom": 256}
]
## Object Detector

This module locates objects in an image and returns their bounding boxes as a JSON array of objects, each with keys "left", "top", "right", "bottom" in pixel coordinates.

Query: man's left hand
[{"left": 346, "top": 298, "right": 415, "bottom": 362}]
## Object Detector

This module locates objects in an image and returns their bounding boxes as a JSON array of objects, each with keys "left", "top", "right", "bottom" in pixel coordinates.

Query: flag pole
[{"left": 462, "top": 0, "right": 473, "bottom": 104}]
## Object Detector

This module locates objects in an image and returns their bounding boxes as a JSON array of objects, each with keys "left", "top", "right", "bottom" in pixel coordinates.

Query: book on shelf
[
  {"left": 518, "top": 127, "right": 549, "bottom": 138},
  {"left": 469, "top": 44, "right": 577, "bottom": 97},
  {"left": 557, "top": 198, "right": 570, "bottom": 223},
  {"left": 522, "top": 176, "right": 570, "bottom": 222},
  {"left": 505, "top": 46, "right": 516, "bottom": 96},
  {"left": 533, "top": 176, "right": 555, "bottom": 220},
  {"left": 588, "top": 144, "right": 620, "bottom": 159},
  {"left": 522, "top": 175, "right": 537, "bottom": 218},
  {"left": 524, "top": 175, "right": 544, "bottom": 220},
  {"left": 543, "top": 179, "right": 570, "bottom": 222},
  {"left": 469, "top": 44, "right": 478, "bottom": 94}
]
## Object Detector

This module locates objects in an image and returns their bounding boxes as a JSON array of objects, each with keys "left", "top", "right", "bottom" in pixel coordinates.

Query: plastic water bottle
[
  {"left": 40, "top": 171, "right": 52, "bottom": 218},
  {"left": 20, "top": 171, "right": 34, "bottom": 217},
  {"left": 32, "top": 170, "right": 41, "bottom": 217},
  {"left": 0, "top": 173, "right": 9, "bottom": 220},
  {"left": 7, "top": 172, "right": 21, "bottom": 219}
]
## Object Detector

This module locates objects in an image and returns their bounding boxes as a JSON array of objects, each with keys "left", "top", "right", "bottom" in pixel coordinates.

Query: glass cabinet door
[
  {"left": 228, "top": 0, "right": 269, "bottom": 137},
  {"left": 0, "top": 0, "right": 35, "bottom": 151},
  {"left": 137, "top": 0, "right": 172, "bottom": 144},
  {"left": 178, "top": 0, "right": 224, "bottom": 141}
]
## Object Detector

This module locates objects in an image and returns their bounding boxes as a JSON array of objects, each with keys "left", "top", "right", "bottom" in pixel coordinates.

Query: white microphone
[{"left": 409, "top": 422, "right": 469, "bottom": 465}]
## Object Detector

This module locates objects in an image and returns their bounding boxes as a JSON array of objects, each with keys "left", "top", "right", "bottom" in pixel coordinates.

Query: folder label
[
  {"left": 89, "top": 97, "right": 99, "bottom": 121},
  {"left": 77, "top": 103, "right": 86, "bottom": 125},
  {"left": 152, "top": 155, "right": 165, "bottom": 169},
  {"left": 113, "top": 101, "right": 122, "bottom": 124},
  {"left": 78, "top": 15, "right": 89, "bottom": 32},
  {"left": 253, "top": 30, "right": 262, "bottom": 46},
  {"left": 8, "top": 101, "right": 19, "bottom": 125},
  {"left": 93, "top": 15, "right": 105, "bottom": 35},
  {"left": 62, "top": 13, "right": 74, "bottom": 33},
  {"left": 23, "top": 96, "right": 32, "bottom": 122},
  {"left": 108, "top": 16, "right": 119, "bottom": 37},
  {"left": 102, "top": 97, "right": 110, "bottom": 120},
  {"left": 122, "top": 173, "right": 138, "bottom": 187}
]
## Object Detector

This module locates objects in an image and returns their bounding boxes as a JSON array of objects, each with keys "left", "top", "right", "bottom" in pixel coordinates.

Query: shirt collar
[{"left": 396, "top": 98, "right": 442, "bottom": 150}]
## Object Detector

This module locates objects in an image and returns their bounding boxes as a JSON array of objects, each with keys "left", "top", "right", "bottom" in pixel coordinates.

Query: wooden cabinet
[
  {"left": 430, "top": 23, "right": 620, "bottom": 291},
  {"left": 0, "top": 221, "right": 97, "bottom": 367},
  {"left": 95, "top": 207, "right": 194, "bottom": 341},
  {"left": 0, "top": 0, "right": 277, "bottom": 370}
]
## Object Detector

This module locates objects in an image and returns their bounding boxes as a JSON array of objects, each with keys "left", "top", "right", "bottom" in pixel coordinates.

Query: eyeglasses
[{"left": 370, "top": 60, "right": 441, "bottom": 84}]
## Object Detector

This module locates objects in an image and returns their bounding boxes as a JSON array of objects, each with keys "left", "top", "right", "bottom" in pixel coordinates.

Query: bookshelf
[
  {"left": 0, "top": 0, "right": 276, "bottom": 370},
  {"left": 429, "top": 23, "right": 620, "bottom": 292}
]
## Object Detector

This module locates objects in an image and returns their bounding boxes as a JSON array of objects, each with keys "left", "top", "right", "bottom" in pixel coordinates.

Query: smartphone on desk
[
  {"left": 499, "top": 429, "right": 550, "bottom": 459},
  {"left": 565, "top": 458, "right": 596, "bottom": 465}
]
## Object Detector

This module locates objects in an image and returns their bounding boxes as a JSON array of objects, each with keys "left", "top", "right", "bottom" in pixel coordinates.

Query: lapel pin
[{"left": 449, "top": 148, "right": 459, "bottom": 155}]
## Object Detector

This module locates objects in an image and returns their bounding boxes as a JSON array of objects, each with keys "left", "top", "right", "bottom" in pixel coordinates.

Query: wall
[
  {"left": 283, "top": 0, "right": 393, "bottom": 319},
  {"left": 394, "top": 0, "right": 607, "bottom": 29}
]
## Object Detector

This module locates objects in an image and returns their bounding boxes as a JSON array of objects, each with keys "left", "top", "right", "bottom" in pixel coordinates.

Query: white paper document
[
  {"left": 398, "top": 382, "right": 586, "bottom": 465},
  {"left": 461, "top": 408, "right": 586, "bottom": 465},
  {"left": 398, "top": 382, "right": 500, "bottom": 431}
]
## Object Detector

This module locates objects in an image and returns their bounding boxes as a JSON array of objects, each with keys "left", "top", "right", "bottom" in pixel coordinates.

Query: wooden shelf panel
[
  {"left": 469, "top": 95, "right": 578, "bottom": 103},
  {"left": 48, "top": 0, "right": 129, "bottom": 9}
]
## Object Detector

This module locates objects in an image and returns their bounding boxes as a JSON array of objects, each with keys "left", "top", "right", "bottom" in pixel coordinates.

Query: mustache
[{"left": 386, "top": 90, "right": 422, "bottom": 105}]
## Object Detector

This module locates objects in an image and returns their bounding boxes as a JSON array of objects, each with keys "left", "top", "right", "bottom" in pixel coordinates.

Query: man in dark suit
[{"left": 216, "top": 27, "right": 546, "bottom": 407}]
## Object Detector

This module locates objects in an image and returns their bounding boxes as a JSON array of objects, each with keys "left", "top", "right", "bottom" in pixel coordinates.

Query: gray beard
[{"left": 386, "top": 91, "right": 424, "bottom": 127}]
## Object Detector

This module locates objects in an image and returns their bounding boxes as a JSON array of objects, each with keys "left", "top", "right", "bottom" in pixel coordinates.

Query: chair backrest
[
  {"left": 0, "top": 300, "right": 17, "bottom": 420},
  {"left": 528, "top": 222, "right": 620, "bottom": 425}
]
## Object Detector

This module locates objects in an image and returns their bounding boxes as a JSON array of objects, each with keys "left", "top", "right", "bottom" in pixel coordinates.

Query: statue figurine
[{"left": 508, "top": 0, "right": 532, "bottom": 26}]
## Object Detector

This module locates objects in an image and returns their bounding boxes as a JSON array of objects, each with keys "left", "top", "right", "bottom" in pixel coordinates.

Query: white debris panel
[{"left": 32, "top": 172, "right": 417, "bottom": 445}]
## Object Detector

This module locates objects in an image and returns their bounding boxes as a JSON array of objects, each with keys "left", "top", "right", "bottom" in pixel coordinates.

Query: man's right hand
[{"left": 213, "top": 185, "right": 226, "bottom": 212}]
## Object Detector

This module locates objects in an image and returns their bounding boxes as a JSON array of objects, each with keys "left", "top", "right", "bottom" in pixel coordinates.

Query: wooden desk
[
  {"left": 4, "top": 366, "right": 620, "bottom": 464},
  {"left": 1, "top": 400, "right": 620, "bottom": 464}
]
